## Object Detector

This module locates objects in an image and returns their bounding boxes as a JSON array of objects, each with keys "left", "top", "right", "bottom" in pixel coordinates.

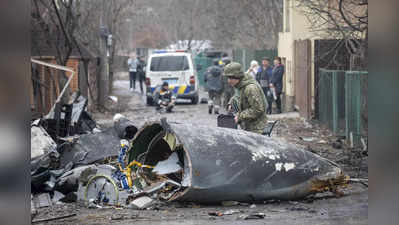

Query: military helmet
[{"left": 223, "top": 62, "right": 244, "bottom": 78}]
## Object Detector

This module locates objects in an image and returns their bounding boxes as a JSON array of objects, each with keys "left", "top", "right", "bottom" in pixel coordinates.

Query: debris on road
[
  {"left": 122, "top": 118, "right": 348, "bottom": 203},
  {"left": 30, "top": 91, "right": 140, "bottom": 211},
  {"left": 32, "top": 213, "right": 77, "bottom": 223},
  {"left": 31, "top": 125, "right": 57, "bottom": 159},
  {"left": 299, "top": 136, "right": 315, "bottom": 142},
  {"left": 128, "top": 196, "right": 157, "bottom": 209},
  {"left": 208, "top": 211, "right": 224, "bottom": 217},
  {"left": 223, "top": 209, "right": 241, "bottom": 215},
  {"left": 52, "top": 191, "right": 66, "bottom": 204},
  {"left": 31, "top": 110, "right": 353, "bottom": 220},
  {"left": 221, "top": 201, "right": 239, "bottom": 206},
  {"left": 33, "top": 193, "right": 52, "bottom": 208},
  {"left": 238, "top": 212, "right": 266, "bottom": 220},
  {"left": 200, "top": 97, "right": 208, "bottom": 104}
]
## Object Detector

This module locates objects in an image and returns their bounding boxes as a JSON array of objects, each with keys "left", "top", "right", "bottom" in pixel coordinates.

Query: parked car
[{"left": 145, "top": 50, "right": 199, "bottom": 105}]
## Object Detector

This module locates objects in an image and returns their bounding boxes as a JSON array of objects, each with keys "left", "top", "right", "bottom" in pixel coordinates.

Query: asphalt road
[{"left": 69, "top": 73, "right": 368, "bottom": 225}]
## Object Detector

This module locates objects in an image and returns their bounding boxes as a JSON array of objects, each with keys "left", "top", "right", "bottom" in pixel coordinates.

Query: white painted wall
[{"left": 278, "top": 0, "right": 329, "bottom": 103}]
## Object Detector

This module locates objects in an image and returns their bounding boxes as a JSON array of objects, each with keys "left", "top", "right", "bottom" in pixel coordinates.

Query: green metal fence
[
  {"left": 318, "top": 68, "right": 368, "bottom": 146},
  {"left": 345, "top": 71, "right": 368, "bottom": 146},
  {"left": 194, "top": 49, "right": 277, "bottom": 87},
  {"left": 233, "top": 49, "right": 277, "bottom": 71},
  {"left": 194, "top": 54, "right": 213, "bottom": 87},
  {"left": 318, "top": 69, "right": 346, "bottom": 135}
]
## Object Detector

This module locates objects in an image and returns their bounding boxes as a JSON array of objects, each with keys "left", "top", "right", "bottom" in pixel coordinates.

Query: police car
[{"left": 145, "top": 50, "right": 199, "bottom": 105}]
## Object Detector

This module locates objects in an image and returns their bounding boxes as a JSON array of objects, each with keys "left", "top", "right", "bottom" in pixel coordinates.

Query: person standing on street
[
  {"left": 204, "top": 59, "right": 223, "bottom": 114},
  {"left": 246, "top": 60, "right": 259, "bottom": 79},
  {"left": 270, "top": 57, "right": 285, "bottom": 114},
  {"left": 256, "top": 57, "right": 273, "bottom": 114},
  {"left": 127, "top": 53, "right": 138, "bottom": 91},
  {"left": 136, "top": 56, "right": 146, "bottom": 94},
  {"left": 224, "top": 62, "right": 268, "bottom": 134}
]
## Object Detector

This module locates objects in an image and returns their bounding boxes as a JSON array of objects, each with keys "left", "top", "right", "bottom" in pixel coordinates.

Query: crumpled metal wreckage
[{"left": 117, "top": 118, "right": 349, "bottom": 204}]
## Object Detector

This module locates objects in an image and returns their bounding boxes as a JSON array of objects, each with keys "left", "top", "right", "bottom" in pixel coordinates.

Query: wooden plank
[{"left": 32, "top": 213, "right": 76, "bottom": 223}]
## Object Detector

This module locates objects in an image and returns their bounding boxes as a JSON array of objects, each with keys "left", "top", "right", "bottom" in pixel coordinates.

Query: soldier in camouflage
[
  {"left": 224, "top": 62, "right": 268, "bottom": 134},
  {"left": 220, "top": 58, "right": 235, "bottom": 110}
]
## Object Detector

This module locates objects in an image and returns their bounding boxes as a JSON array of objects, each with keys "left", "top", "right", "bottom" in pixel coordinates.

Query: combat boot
[
  {"left": 214, "top": 105, "right": 219, "bottom": 114},
  {"left": 208, "top": 105, "right": 213, "bottom": 114}
]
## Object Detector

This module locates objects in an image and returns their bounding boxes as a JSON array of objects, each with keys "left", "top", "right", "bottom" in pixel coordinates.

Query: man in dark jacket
[
  {"left": 136, "top": 56, "right": 146, "bottom": 94},
  {"left": 204, "top": 59, "right": 223, "bottom": 114},
  {"left": 270, "top": 57, "right": 285, "bottom": 114},
  {"left": 153, "top": 82, "right": 176, "bottom": 112},
  {"left": 256, "top": 57, "right": 273, "bottom": 114}
]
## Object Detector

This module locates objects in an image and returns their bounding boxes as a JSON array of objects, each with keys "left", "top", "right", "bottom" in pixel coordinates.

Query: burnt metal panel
[
  {"left": 129, "top": 120, "right": 346, "bottom": 203},
  {"left": 169, "top": 123, "right": 342, "bottom": 202}
]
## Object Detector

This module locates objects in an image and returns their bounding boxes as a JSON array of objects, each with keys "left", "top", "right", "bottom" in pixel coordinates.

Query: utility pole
[{"left": 99, "top": 0, "right": 110, "bottom": 108}]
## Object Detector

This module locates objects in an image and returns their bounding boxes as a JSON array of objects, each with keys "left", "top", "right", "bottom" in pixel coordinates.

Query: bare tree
[
  {"left": 31, "top": 0, "right": 81, "bottom": 104},
  {"left": 296, "top": 0, "right": 368, "bottom": 69},
  {"left": 236, "top": 0, "right": 283, "bottom": 49},
  {"left": 121, "top": 0, "right": 283, "bottom": 50}
]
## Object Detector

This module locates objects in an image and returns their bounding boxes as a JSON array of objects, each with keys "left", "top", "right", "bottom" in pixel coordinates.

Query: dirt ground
[{"left": 32, "top": 72, "right": 368, "bottom": 225}]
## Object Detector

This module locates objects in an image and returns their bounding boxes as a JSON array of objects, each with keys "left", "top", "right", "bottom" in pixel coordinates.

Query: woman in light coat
[{"left": 246, "top": 60, "right": 259, "bottom": 79}]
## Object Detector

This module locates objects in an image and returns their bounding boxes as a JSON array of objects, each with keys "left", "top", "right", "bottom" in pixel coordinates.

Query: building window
[{"left": 285, "top": 0, "right": 291, "bottom": 32}]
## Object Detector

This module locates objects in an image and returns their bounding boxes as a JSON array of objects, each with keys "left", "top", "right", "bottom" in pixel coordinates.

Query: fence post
[
  {"left": 345, "top": 73, "right": 350, "bottom": 138},
  {"left": 355, "top": 72, "right": 361, "bottom": 141},
  {"left": 332, "top": 71, "right": 338, "bottom": 134},
  {"left": 243, "top": 49, "right": 246, "bottom": 71}
]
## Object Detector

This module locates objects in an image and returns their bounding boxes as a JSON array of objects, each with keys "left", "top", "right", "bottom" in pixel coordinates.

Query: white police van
[{"left": 145, "top": 50, "right": 199, "bottom": 105}]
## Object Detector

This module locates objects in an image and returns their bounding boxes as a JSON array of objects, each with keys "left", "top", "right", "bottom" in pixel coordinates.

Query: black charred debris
[
  {"left": 31, "top": 93, "right": 138, "bottom": 209},
  {"left": 31, "top": 95, "right": 349, "bottom": 212}
]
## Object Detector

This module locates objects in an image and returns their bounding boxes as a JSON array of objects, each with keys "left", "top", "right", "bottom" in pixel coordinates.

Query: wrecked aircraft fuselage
[{"left": 127, "top": 120, "right": 347, "bottom": 203}]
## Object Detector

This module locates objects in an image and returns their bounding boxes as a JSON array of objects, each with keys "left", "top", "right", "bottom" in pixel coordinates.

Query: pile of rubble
[
  {"left": 31, "top": 96, "right": 351, "bottom": 214},
  {"left": 31, "top": 93, "right": 138, "bottom": 214}
]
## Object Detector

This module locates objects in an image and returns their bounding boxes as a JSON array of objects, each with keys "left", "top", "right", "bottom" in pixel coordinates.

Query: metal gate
[
  {"left": 233, "top": 49, "right": 277, "bottom": 71},
  {"left": 194, "top": 55, "right": 213, "bottom": 87},
  {"left": 294, "top": 40, "right": 312, "bottom": 119}
]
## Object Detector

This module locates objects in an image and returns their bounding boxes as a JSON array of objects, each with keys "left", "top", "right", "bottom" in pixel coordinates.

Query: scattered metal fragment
[
  {"left": 59, "top": 128, "right": 121, "bottom": 167},
  {"left": 238, "top": 212, "right": 266, "bottom": 220},
  {"left": 128, "top": 196, "right": 156, "bottom": 209},
  {"left": 127, "top": 120, "right": 348, "bottom": 203},
  {"left": 208, "top": 211, "right": 223, "bottom": 217},
  {"left": 31, "top": 195, "right": 37, "bottom": 215},
  {"left": 52, "top": 191, "right": 65, "bottom": 204},
  {"left": 113, "top": 114, "right": 138, "bottom": 139},
  {"left": 200, "top": 97, "right": 208, "bottom": 104},
  {"left": 31, "top": 213, "right": 77, "bottom": 223},
  {"left": 221, "top": 201, "right": 239, "bottom": 206},
  {"left": 31, "top": 125, "right": 57, "bottom": 159},
  {"left": 223, "top": 209, "right": 241, "bottom": 215},
  {"left": 301, "top": 137, "right": 315, "bottom": 142},
  {"left": 33, "top": 193, "right": 52, "bottom": 208},
  {"left": 152, "top": 152, "right": 182, "bottom": 175}
]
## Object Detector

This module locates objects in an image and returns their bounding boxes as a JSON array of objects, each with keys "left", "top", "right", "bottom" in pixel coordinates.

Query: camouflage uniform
[
  {"left": 219, "top": 58, "right": 235, "bottom": 110},
  {"left": 222, "top": 76, "right": 235, "bottom": 110},
  {"left": 224, "top": 62, "right": 268, "bottom": 134}
]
